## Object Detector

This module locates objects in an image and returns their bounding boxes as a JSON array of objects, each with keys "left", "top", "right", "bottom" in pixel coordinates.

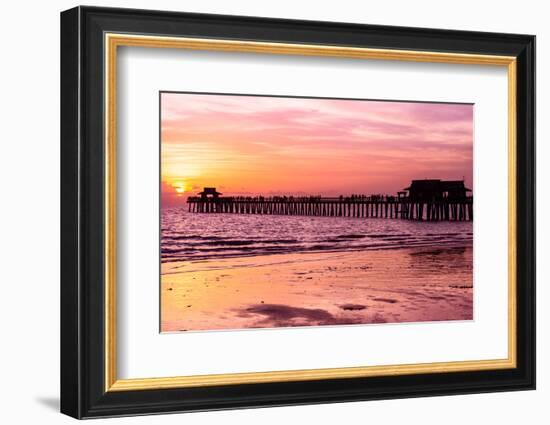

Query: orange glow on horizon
[{"left": 161, "top": 93, "right": 473, "bottom": 206}]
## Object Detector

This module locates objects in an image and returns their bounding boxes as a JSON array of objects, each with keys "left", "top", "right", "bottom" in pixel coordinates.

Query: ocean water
[{"left": 161, "top": 207, "right": 473, "bottom": 263}]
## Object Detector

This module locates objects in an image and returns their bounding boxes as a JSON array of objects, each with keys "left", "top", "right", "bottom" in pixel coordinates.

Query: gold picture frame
[{"left": 104, "top": 34, "right": 517, "bottom": 392}]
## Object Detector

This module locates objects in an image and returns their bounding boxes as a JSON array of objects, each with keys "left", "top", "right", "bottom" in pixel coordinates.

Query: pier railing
[{"left": 186, "top": 195, "right": 473, "bottom": 221}]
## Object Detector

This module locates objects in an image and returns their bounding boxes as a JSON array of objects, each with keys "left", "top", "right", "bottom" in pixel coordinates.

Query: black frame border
[{"left": 61, "top": 6, "right": 535, "bottom": 419}]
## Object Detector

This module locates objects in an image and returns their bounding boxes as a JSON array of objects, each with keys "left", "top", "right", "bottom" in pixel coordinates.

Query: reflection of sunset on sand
[{"left": 161, "top": 246, "right": 473, "bottom": 332}]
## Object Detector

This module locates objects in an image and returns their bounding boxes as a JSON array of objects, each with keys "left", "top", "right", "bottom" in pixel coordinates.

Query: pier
[{"left": 186, "top": 181, "right": 473, "bottom": 221}]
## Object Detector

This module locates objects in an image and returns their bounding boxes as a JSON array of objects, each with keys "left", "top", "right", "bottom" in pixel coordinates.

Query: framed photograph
[{"left": 60, "top": 6, "right": 535, "bottom": 419}]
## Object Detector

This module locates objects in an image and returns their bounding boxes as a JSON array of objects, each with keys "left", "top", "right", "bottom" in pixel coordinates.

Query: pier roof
[
  {"left": 404, "top": 179, "right": 471, "bottom": 192},
  {"left": 198, "top": 187, "right": 222, "bottom": 196}
]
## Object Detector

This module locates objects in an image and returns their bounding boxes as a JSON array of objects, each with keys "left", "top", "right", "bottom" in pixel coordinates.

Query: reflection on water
[
  {"left": 160, "top": 208, "right": 474, "bottom": 332},
  {"left": 162, "top": 207, "right": 473, "bottom": 263}
]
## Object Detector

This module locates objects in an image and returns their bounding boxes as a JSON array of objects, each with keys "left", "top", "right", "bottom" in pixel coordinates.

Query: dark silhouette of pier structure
[{"left": 187, "top": 179, "right": 473, "bottom": 221}]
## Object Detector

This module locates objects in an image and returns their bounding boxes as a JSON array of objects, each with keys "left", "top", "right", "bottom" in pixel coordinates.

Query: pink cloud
[{"left": 161, "top": 93, "right": 473, "bottom": 198}]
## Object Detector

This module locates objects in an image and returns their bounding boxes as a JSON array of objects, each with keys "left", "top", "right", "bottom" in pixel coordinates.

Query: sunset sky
[{"left": 161, "top": 92, "right": 473, "bottom": 206}]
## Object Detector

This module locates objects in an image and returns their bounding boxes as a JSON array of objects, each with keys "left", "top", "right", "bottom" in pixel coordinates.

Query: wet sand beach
[{"left": 161, "top": 245, "right": 473, "bottom": 332}]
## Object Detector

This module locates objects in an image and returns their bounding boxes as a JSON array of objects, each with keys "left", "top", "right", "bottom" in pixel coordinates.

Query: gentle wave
[{"left": 161, "top": 208, "right": 473, "bottom": 263}]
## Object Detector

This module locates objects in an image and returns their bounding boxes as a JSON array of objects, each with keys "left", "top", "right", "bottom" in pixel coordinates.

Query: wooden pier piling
[{"left": 186, "top": 194, "right": 473, "bottom": 221}]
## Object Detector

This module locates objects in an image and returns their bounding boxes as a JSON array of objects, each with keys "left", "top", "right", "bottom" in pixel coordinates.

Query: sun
[{"left": 172, "top": 181, "right": 186, "bottom": 195}]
